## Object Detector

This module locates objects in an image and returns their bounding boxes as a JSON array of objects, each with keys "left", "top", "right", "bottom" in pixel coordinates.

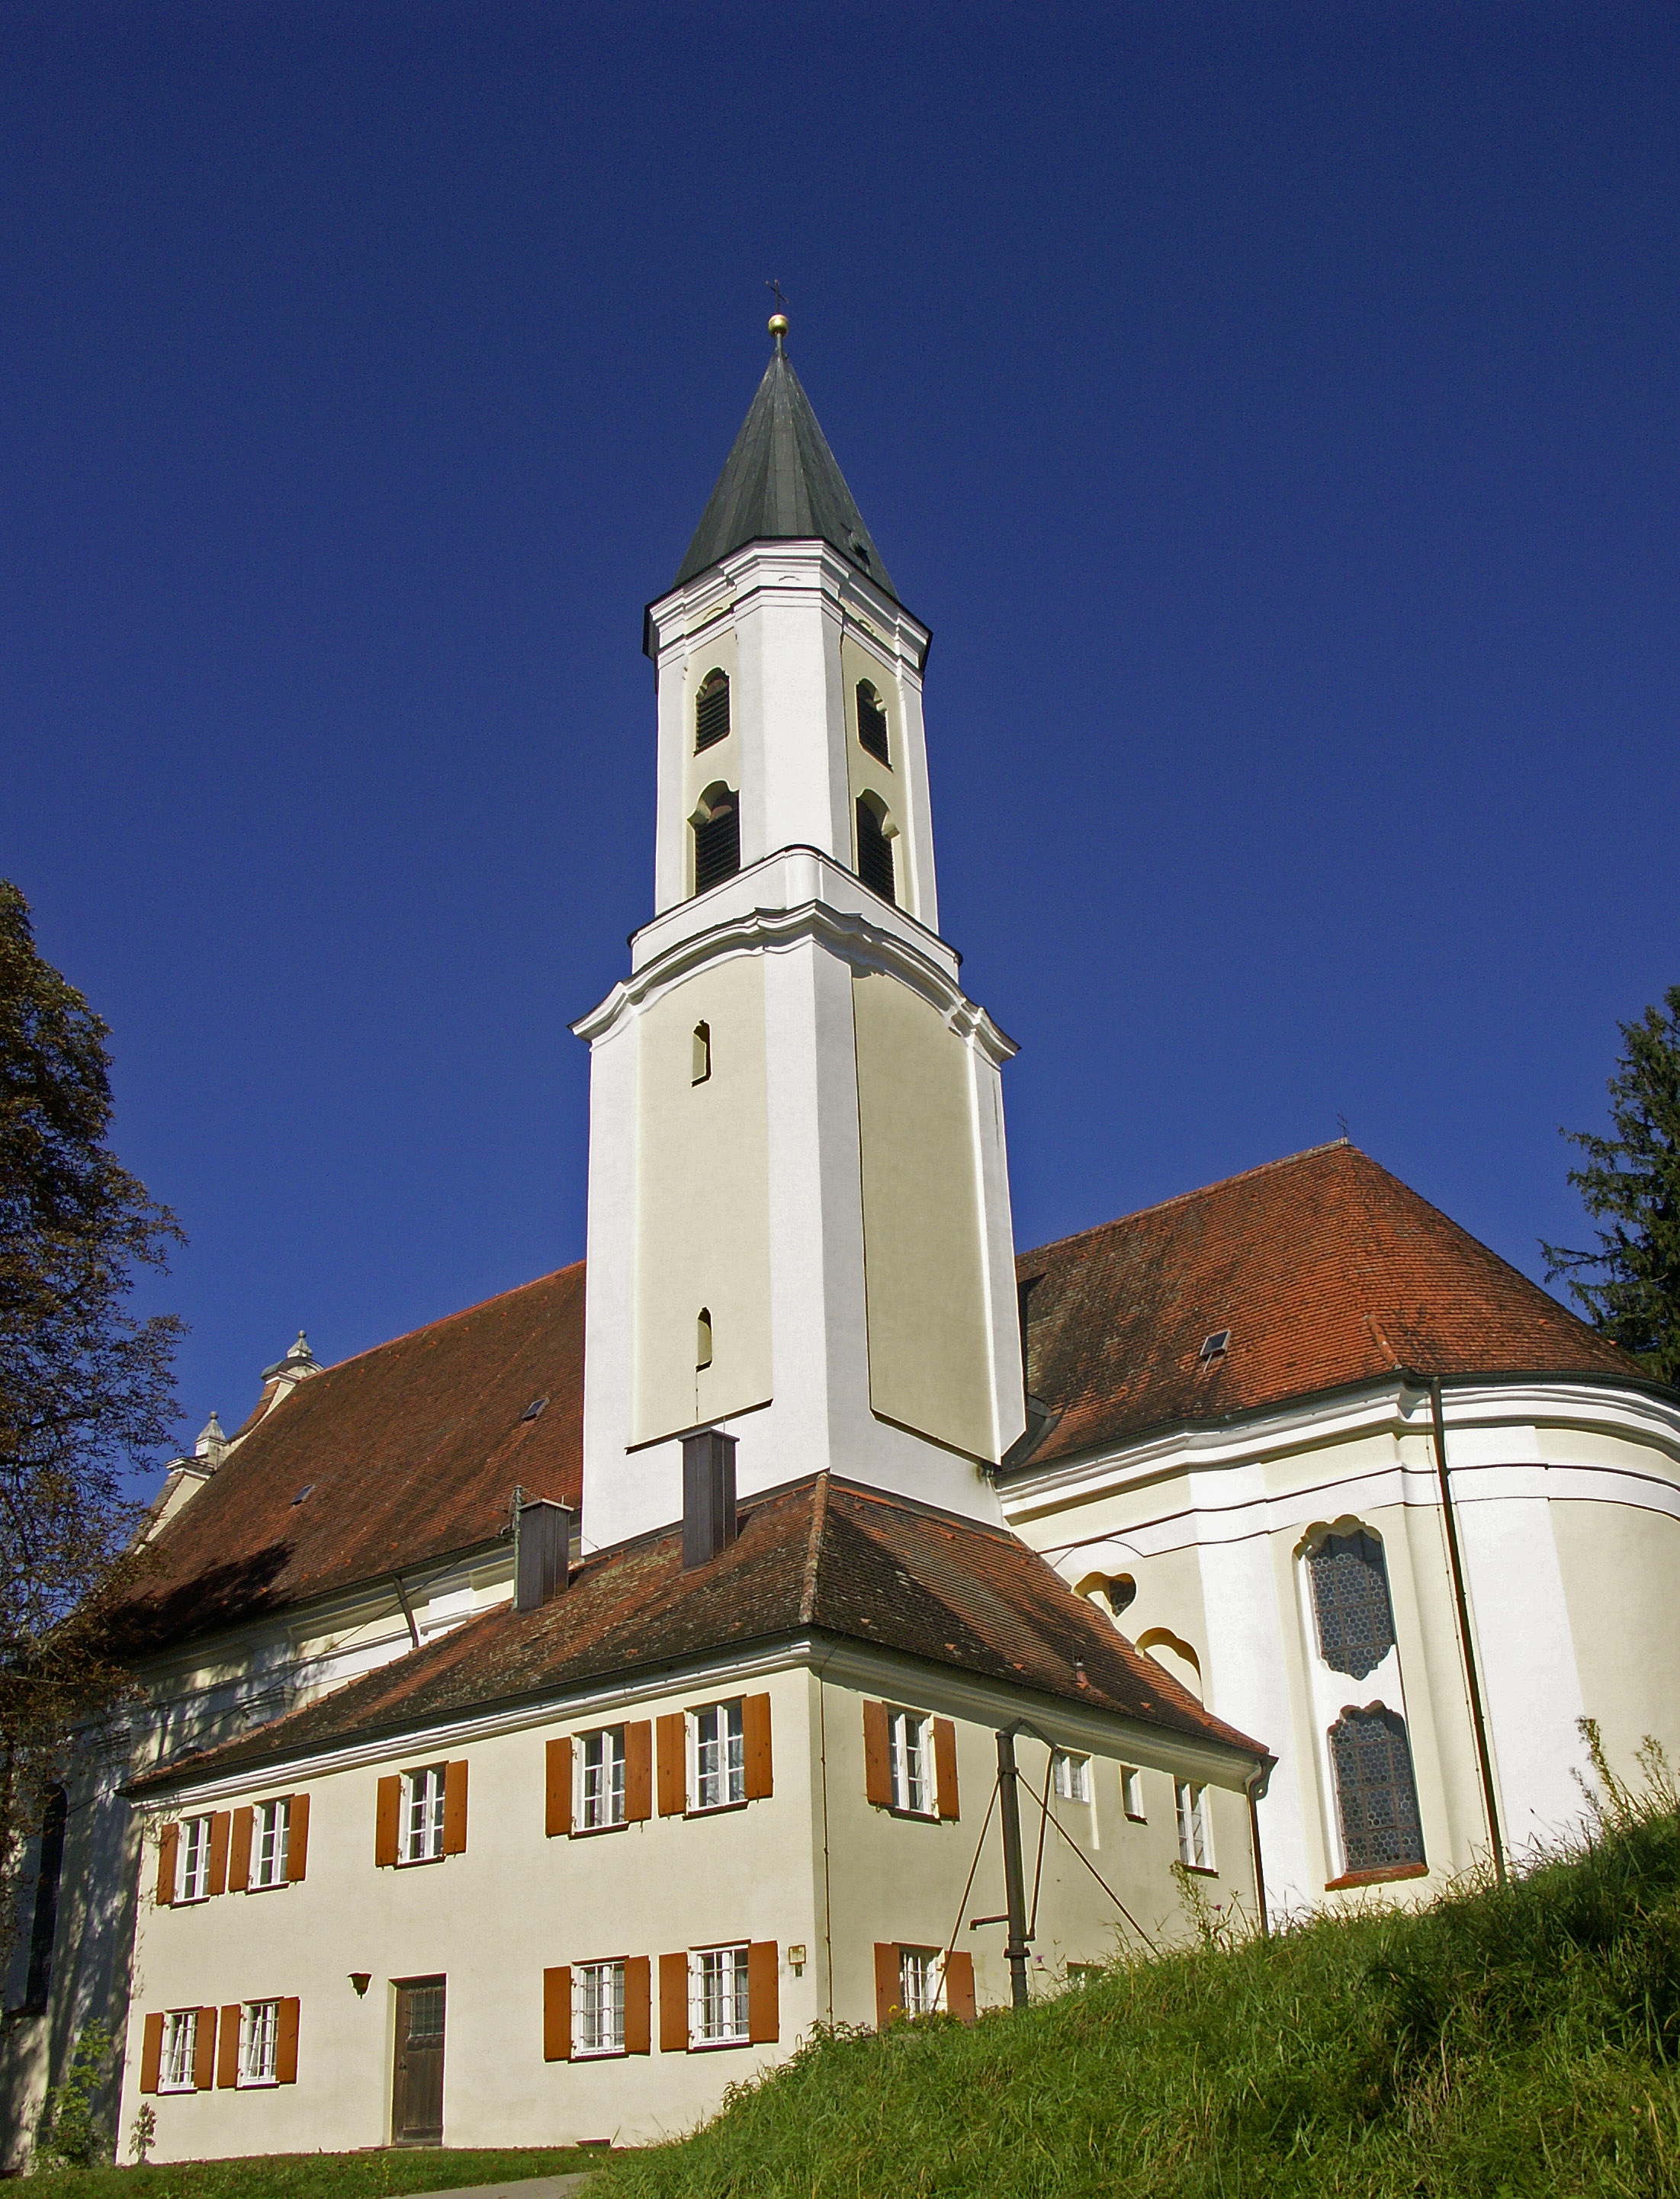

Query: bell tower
[{"left": 577, "top": 319, "right": 1023, "bottom": 1548}]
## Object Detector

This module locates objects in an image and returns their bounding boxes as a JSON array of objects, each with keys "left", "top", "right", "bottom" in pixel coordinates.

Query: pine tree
[{"left": 1542, "top": 985, "right": 1680, "bottom": 1385}]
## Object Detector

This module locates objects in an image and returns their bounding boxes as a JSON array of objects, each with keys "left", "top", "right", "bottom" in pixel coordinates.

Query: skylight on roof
[
  {"left": 521, "top": 1396, "right": 548, "bottom": 1423},
  {"left": 1200, "top": 1331, "right": 1230, "bottom": 1362}
]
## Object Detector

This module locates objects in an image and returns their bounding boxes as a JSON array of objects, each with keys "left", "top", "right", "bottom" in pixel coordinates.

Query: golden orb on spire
[{"left": 768, "top": 311, "right": 789, "bottom": 340}]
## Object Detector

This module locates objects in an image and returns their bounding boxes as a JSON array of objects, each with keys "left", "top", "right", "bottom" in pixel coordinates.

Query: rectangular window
[
  {"left": 1068, "top": 1962, "right": 1103, "bottom": 1986},
  {"left": 1175, "top": 1780, "right": 1213, "bottom": 1871},
  {"left": 401, "top": 1766, "right": 448, "bottom": 1864},
  {"left": 1121, "top": 1766, "right": 1146, "bottom": 1821},
  {"left": 888, "top": 1709, "right": 933, "bottom": 1815},
  {"left": 252, "top": 1799, "right": 291, "bottom": 1889},
  {"left": 693, "top": 1702, "right": 746, "bottom": 1811},
  {"left": 1052, "top": 1750, "right": 1091, "bottom": 1803},
  {"left": 691, "top": 1944, "right": 750, "bottom": 2047},
  {"left": 898, "top": 1947, "right": 943, "bottom": 2018},
  {"left": 580, "top": 1729, "right": 627, "bottom": 1830},
  {"left": 240, "top": 2000, "right": 279, "bottom": 2085},
  {"left": 178, "top": 1815, "right": 213, "bottom": 1902},
  {"left": 573, "top": 1961, "right": 626, "bottom": 2056},
  {"left": 160, "top": 2010, "right": 198, "bottom": 2092}
]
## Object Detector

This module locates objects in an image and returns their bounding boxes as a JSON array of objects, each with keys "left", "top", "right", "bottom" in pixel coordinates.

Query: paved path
[{"left": 401, "top": 2174, "right": 597, "bottom": 2199}]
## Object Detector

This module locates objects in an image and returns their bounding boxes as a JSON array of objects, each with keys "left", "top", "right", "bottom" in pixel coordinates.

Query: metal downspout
[{"left": 1429, "top": 1374, "right": 1505, "bottom": 1884}]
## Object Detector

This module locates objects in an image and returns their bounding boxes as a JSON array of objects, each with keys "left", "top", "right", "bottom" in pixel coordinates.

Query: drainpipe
[
  {"left": 1245, "top": 1768, "right": 1270, "bottom": 1940},
  {"left": 1428, "top": 1375, "right": 1505, "bottom": 1885}
]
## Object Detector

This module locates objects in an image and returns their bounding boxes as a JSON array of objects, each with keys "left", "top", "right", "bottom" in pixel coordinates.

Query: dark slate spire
[{"left": 673, "top": 334, "right": 898, "bottom": 601}]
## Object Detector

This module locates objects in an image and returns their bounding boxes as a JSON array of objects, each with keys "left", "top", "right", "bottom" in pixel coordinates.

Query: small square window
[
  {"left": 1120, "top": 1766, "right": 1146, "bottom": 1822},
  {"left": 240, "top": 1999, "right": 279, "bottom": 2085},
  {"left": 690, "top": 1944, "right": 750, "bottom": 2047},
  {"left": 573, "top": 1960, "right": 627, "bottom": 2056},
  {"left": 1175, "top": 1780, "right": 1214, "bottom": 1872},
  {"left": 888, "top": 1709, "right": 933, "bottom": 1815},
  {"left": 898, "top": 1946, "right": 943, "bottom": 2017},
  {"left": 580, "top": 1729, "right": 627, "bottom": 1830},
  {"left": 252, "top": 1799, "right": 291, "bottom": 1889},
  {"left": 178, "top": 1814, "right": 214, "bottom": 1903},
  {"left": 160, "top": 2009, "right": 198, "bottom": 2092},
  {"left": 692, "top": 1702, "right": 745, "bottom": 1811},
  {"left": 1052, "top": 1750, "right": 1091, "bottom": 1804},
  {"left": 400, "top": 1767, "right": 448, "bottom": 1864}
]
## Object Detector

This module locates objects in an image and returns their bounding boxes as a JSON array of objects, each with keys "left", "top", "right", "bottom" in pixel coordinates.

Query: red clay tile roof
[
  {"left": 127, "top": 1475, "right": 1267, "bottom": 1795},
  {"left": 117, "top": 1265, "right": 585, "bottom": 1649},
  {"left": 1012, "top": 1141, "right": 1643, "bottom": 1469}
]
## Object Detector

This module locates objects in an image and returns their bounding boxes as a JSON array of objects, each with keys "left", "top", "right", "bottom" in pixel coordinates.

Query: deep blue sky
[{"left": 4, "top": 2, "right": 1676, "bottom": 1462}]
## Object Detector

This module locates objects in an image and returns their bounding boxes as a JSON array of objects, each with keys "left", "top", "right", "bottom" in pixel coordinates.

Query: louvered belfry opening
[
  {"left": 682, "top": 1429, "right": 737, "bottom": 1570},
  {"left": 692, "top": 791, "right": 740, "bottom": 894},
  {"left": 695, "top": 669, "right": 731, "bottom": 753},
  {"left": 856, "top": 798, "right": 895, "bottom": 904},
  {"left": 856, "top": 681, "right": 890, "bottom": 765}
]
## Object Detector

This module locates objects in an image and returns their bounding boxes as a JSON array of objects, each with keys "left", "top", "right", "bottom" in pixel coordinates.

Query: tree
[
  {"left": 1, "top": 879, "right": 183, "bottom": 1947},
  {"left": 1542, "top": 984, "right": 1680, "bottom": 1386}
]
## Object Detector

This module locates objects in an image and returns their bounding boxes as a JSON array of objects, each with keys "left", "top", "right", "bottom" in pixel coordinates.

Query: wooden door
[{"left": 392, "top": 1977, "right": 446, "bottom": 2144}]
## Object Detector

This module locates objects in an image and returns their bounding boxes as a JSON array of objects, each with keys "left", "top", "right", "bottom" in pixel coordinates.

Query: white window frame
[
  {"left": 689, "top": 1944, "right": 750, "bottom": 2047},
  {"left": 178, "top": 1814, "right": 214, "bottom": 1903},
  {"left": 1175, "top": 1779, "right": 1214, "bottom": 1872},
  {"left": 572, "top": 1960, "right": 627, "bottom": 2057},
  {"left": 252, "top": 1798, "right": 291, "bottom": 1889},
  {"left": 400, "top": 1764, "right": 448, "bottom": 1864},
  {"left": 579, "top": 1727, "right": 627, "bottom": 1831},
  {"left": 239, "top": 1999, "right": 279, "bottom": 2086},
  {"left": 692, "top": 1700, "right": 746, "bottom": 1812},
  {"left": 887, "top": 1709, "right": 933, "bottom": 1816},
  {"left": 1052, "top": 1750, "right": 1091, "bottom": 1803},
  {"left": 898, "top": 1946, "right": 944, "bottom": 2018},
  {"left": 1120, "top": 1765, "right": 1146, "bottom": 1821},
  {"left": 160, "top": 2009, "right": 198, "bottom": 2092}
]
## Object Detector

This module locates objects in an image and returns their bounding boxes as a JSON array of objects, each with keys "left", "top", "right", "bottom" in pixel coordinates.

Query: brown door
[{"left": 392, "top": 1977, "right": 446, "bottom": 2144}]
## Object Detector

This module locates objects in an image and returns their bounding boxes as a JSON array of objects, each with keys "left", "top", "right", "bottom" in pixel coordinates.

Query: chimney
[
  {"left": 514, "top": 1498, "right": 573, "bottom": 1611},
  {"left": 682, "top": 1430, "right": 737, "bottom": 1569}
]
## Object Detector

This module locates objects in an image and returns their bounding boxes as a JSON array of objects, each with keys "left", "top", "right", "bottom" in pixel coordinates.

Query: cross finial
[{"left": 766, "top": 278, "right": 789, "bottom": 348}]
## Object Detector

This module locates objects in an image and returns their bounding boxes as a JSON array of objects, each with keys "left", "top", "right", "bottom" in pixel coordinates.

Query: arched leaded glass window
[
  {"left": 856, "top": 796, "right": 895, "bottom": 904},
  {"left": 695, "top": 670, "right": 731, "bottom": 753},
  {"left": 1307, "top": 1527, "right": 1396, "bottom": 1681},
  {"left": 1328, "top": 1705, "right": 1425, "bottom": 1876},
  {"left": 856, "top": 680, "right": 890, "bottom": 765}
]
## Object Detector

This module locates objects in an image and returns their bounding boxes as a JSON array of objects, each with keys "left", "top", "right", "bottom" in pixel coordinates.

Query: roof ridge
[
  {"left": 308, "top": 1260, "right": 584, "bottom": 1380},
  {"left": 798, "top": 1471, "right": 830, "bottom": 1625},
  {"left": 1018, "top": 1140, "right": 1357, "bottom": 1264}
]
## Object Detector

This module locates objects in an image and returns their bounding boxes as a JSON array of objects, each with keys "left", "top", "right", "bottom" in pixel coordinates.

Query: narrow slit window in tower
[
  {"left": 696, "top": 1308, "right": 713, "bottom": 1370},
  {"left": 695, "top": 669, "right": 731, "bottom": 753},
  {"left": 692, "top": 789, "right": 740, "bottom": 895},
  {"left": 856, "top": 681, "right": 890, "bottom": 766},
  {"left": 856, "top": 798, "right": 895, "bottom": 904},
  {"left": 692, "top": 1022, "right": 712, "bottom": 1084}
]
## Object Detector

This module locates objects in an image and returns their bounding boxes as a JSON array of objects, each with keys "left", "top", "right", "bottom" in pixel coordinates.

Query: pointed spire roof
[{"left": 673, "top": 338, "right": 898, "bottom": 601}]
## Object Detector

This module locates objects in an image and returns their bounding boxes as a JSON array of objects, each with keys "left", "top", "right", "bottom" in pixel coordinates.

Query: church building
[{"left": 4, "top": 323, "right": 1677, "bottom": 2167}]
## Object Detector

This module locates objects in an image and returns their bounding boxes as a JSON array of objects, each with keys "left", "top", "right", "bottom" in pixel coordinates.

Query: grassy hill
[{"left": 601, "top": 1754, "right": 1680, "bottom": 2198}]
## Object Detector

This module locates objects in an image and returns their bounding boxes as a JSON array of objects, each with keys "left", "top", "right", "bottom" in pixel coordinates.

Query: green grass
[
  {"left": 597, "top": 1752, "right": 1680, "bottom": 2198},
  {"left": 25, "top": 2147, "right": 606, "bottom": 2196}
]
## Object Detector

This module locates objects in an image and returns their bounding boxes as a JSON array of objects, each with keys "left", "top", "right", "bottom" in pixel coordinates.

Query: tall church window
[
  {"left": 692, "top": 787, "right": 740, "bottom": 895},
  {"left": 856, "top": 796, "right": 895, "bottom": 905},
  {"left": 695, "top": 1309, "right": 713, "bottom": 1370},
  {"left": 695, "top": 670, "right": 731, "bottom": 753},
  {"left": 20, "top": 1786, "right": 66, "bottom": 2011},
  {"left": 1328, "top": 1706, "right": 1425, "bottom": 1875},
  {"left": 1307, "top": 1527, "right": 1396, "bottom": 1681},
  {"left": 856, "top": 680, "right": 890, "bottom": 766}
]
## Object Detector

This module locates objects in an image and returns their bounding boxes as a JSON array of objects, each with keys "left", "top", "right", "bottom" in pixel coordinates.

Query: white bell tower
[{"left": 577, "top": 320, "right": 1023, "bottom": 1548}]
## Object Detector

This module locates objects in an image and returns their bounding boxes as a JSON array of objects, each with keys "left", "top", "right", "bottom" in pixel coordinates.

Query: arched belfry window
[
  {"left": 692, "top": 1022, "right": 712, "bottom": 1084},
  {"left": 695, "top": 1308, "right": 713, "bottom": 1369},
  {"left": 695, "top": 670, "right": 730, "bottom": 753},
  {"left": 856, "top": 680, "right": 890, "bottom": 766},
  {"left": 1307, "top": 1527, "right": 1396, "bottom": 1681},
  {"left": 1328, "top": 1706, "right": 1425, "bottom": 1875},
  {"left": 856, "top": 795, "right": 895, "bottom": 905},
  {"left": 692, "top": 785, "right": 740, "bottom": 895}
]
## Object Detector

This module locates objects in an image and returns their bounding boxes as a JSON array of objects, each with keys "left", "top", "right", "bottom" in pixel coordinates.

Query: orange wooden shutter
[
  {"left": 193, "top": 2006, "right": 218, "bottom": 2089},
  {"left": 658, "top": 1952, "right": 689, "bottom": 2052},
  {"left": 743, "top": 1694, "right": 773, "bottom": 1800},
  {"left": 287, "top": 1793, "right": 310, "bottom": 1882},
  {"left": 217, "top": 2004, "right": 241, "bottom": 2087},
  {"left": 139, "top": 2011, "right": 164, "bottom": 2094},
  {"left": 275, "top": 1997, "right": 300, "bottom": 2083},
  {"left": 442, "top": 1760, "right": 468, "bottom": 1854},
  {"left": 207, "top": 1811, "right": 232, "bottom": 1896},
  {"left": 624, "top": 1955, "right": 651, "bottom": 2054},
  {"left": 747, "top": 1941, "right": 779, "bottom": 2043},
  {"left": 625, "top": 1722, "right": 652, "bottom": 1822},
  {"left": 375, "top": 1775, "right": 400, "bottom": 1867},
  {"left": 227, "top": 1807, "right": 253, "bottom": 1892},
  {"left": 543, "top": 1966, "right": 571, "bottom": 2061},
  {"left": 546, "top": 1737, "right": 572, "bottom": 1837},
  {"left": 873, "top": 1942, "right": 900, "bottom": 2028},
  {"left": 656, "top": 1715, "right": 686, "bottom": 1816},
  {"left": 156, "top": 1822, "right": 178, "bottom": 1906},
  {"left": 863, "top": 1701, "right": 891, "bottom": 1807},
  {"left": 933, "top": 1719, "right": 959, "bottom": 1820},
  {"left": 944, "top": 1950, "right": 976, "bottom": 2024}
]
